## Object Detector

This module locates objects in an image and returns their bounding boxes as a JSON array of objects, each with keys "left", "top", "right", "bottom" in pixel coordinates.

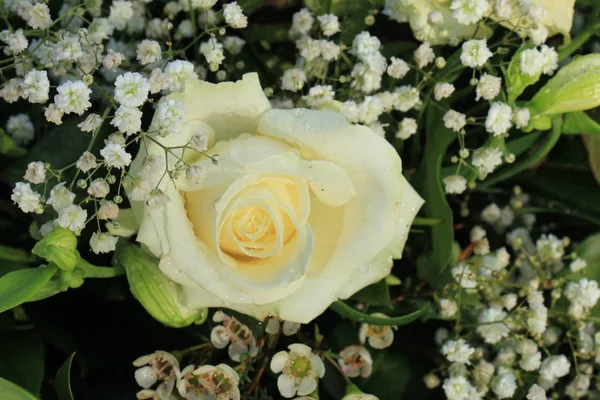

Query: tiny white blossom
[
  {"left": 98, "top": 200, "right": 119, "bottom": 220},
  {"left": 451, "top": 263, "right": 477, "bottom": 289},
  {"left": 485, "top": 102, "right": 513, "bottom": 136},
  {"left": 393, "top": 85, "right": 420, "bottom": 112},
  {"left": 476, "top": 73, "right": 501, "bottom": 101},
  {"left": 477, "top": 306, "right": 510, "bottom": 344},
  {"left": 78, "top": 114, "right": 103, "bottom": 132},
  {"left": 114, "top": 72, "right": 149, "bottom": 108},
  {"left": 539, "top": 355, "right": 570, "bottom": 383},
  {"left": 540, "top": 45, "right": 558, "bottom": 75},
  {"left": 147, "top": 189, "right": 171, "bottom": 210},
  {"left": 444, "top": 175, "right": 467, "bottom": 194},
  {"left": 109, "top": 0, "right": 134, "bottom": 30},
  {"left": 100, "top": 142, "right": 132, "bottom": 169},
  {"left": 359, "top": 313, "right": 397, "bottom": 349},
  {"left": 414, "top": 43, "right": 435, "bottom": 69},
  {"left": 520, "top": 48, "right": 545, "bottom": 76},
  {"left": 434, "top": 83, "right": 455, "bottom": 101},
  {"left": 54, "top": 81, "right": 92, "bottom": 115},
  {"left": 11, "top": 182, "right": 42, "bottom": 213},
  {"left": 387, "top": 57, "right": 410, "bottom": 79},
  {"left": 352, "top": 31, "right": 381, "bottom": 58},
  {"left": 291, "top": 8, "right": 314, "bottom": 36},
  {"left": 88, "top": 178, "right": 110, "bottom": 198},
  {"left": 164, "top": 60, "right": 198, "bottom": 92},
  {"left": 111, "top": 105, "right": 142, "bottom": 136},
  {"left": 281, "top": 68, "right": 307, "bottom": 92},
  {"left": 24, "top": 161, "right": 46, "bottom": 184},
  {"left": 57, "top": 204, "right": 87, "bottom": 234},
  {"left": 6, "top": 114, "right": 34, "bottom": 145},
  {"left": 461, "top": 39, "right": 493, "bottom": 68},
  {"left": 24, "top": 2, "right": 52, "bottom": 29},
  {"left": 223, "top": 36, "right": 246, "bottom": 54},
  {"left": 318, "top": 14, "right": 340, "bottom": 36},
  {"left": 76, "top": 151, "right": 97, "bottom": 172},
  {"left": 396, "top": 118, "right": 418, "bottom": 139},
  {"left": 303, "top": 85, "right": 334, "bottom": 108},
  {"left": 570, "top": 258, "right": 587, "bottom": 273},
  {"left": 527, "top": 384, "right": 547, "bottom": 400},
  {"left": 513, "top": 107, "right": 531, "bottom": 129},
  {"left": 439, "top": 298, "right": 458, "bottom": 318},
  {"left": 89, "top": 232, "right": 118, "bottom": 254},
  {"left": 338, "top": 345, "right": 372, "bottom": 378},
  {"left": 2, "top": 29, "right": 28, "bottom": 55},
  {"left": 443, "top": 110, "right": 467, "bottom": 132},
  {"left": 47, "top": 183, "right": 75, "bottom": 212},
  {"left": 136, "top": 39, "right": 162, "bottom": 65},
  {"left": 443, "top": 376, "right": 479, "bottom": 400},
  {"left": 22, "top": 70, "right": 50, "bottom": 103},
  {"left": 472, "top": 146, "right": 503, "bottom": 177},
  {"left": 0, "top": 78, "right": 24, "bottom": 103},
  {"left": 491, "top": 372, "right": 517, "bottom": 399},
  {"left": 223, "top": 2, "right": 247, "bottom": 29},
  {"left": 441, "top": 339, "right": 475, "bottom": 364},
  {"left": 451, "top": 0, "right": 489, "bottom": 25},
  {"left": 270, "top": 343, "right": 325, "bottom": 398}
]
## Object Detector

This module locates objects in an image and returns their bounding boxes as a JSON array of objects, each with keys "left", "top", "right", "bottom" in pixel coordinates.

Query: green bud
[
  {"left": 114, "top": 241, "right": 207, "bottom": 328},
  {"left": 529, "top": 54, "right": 600, "bottom": 115},
  {"left": 32, "top": 228, "right": 78, "bottom": 272}
]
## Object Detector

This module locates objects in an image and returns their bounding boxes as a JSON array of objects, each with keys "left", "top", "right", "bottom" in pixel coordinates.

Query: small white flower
[
  {"left": 472, "top": 146, "right": 503, "bottom": 177},
  {"left": 460, "top": 39, "right": 493, "bottom": 68},
  {"left": 114, "top": 72, "right": 149, "bottom": 108},
  {"left": 24, "top": 161, "right": 46, "bottom": 184},
  {"left": 47, "top": 183, "right": 75, "bottom": 212},
  {"left": 102, "top": 49, "right": 124, "bottom": 70},
  {"left": 396, "top": 117, "right": 418, "bottom": 140},
  {"left": 393, "top": 85, "right": 420, "bottom": 112},
  {"left": 109, "top": 0, "right": 134, "bottom": 30},
  {"left": 485, "top": 102, "right": 513, "bottom": 136},
  {"left": 352, "top": 31, "right": 381, "bottom": 58},
  {"left": 21, "top": 69, "right": 50, "bottom": 103},
  {"left": 136, "top": 39, "right": 162, "bottom": 65},
  {"left": 98, "top": 200, "right": 119, "bottom": 220},
  {"left": 513, "top": 107, "right": 531, "bottom": 129},
  {"left": 164, "top": 60, "right": 198, "bottom": 92},
  {"left": 88, "top": 178, "right": 110, "bottom": 198},
  {"left": 2, "top": 29, "right": 28, "bottom": 55},
  {"left": 434, "top": 83, "right": 455, "bottom": 101},
  {"left": 155, "top": 98, "right": 187, "bottom": 137},
  {"left": 189, "top": 131, "right": 209, "bottom": 152},
  {"left": 303, "top": 85, "right": 335, "bottom": 108},
  {"left": 451, "top": 263, "right": 477, "bottom": 289},
  {"left": 178, "top": 363, "right": 240, "bottom": 400},
  {"left": 539, "top": 355, "right": 570, "bottom": 383},
  {"left": 200, "top": 38, "right": 225, "bottom": 69},
  {"left": 318, "top": 14, "right": 340, "bottom": 36},
  {"left": 451, "top": 0, "right": 489, "bottom": 25},
  {"left": 338, "top": 345, "right": 372, "bottom": 378},
  {"left": 527, "top": 384, "right": 547, "bottom": 400},
  {"left": 25, "top": 2, "right": 52, "bottom": 29},
  {"left": 76, "top": 151, "right": 98, "bottom": 173},
  {"left": 133, "top": 351, "right": 179, "bottom": 399},
  {"left": 442, "top": 339, "right": 475, "bottom": 364},
  {"left": 89, "top": 232, "right": 118, "bottom": 254},
  {"left": 520, "top": 48, "right": 545, "bottom": 76},
  {"left": 270, "top": 343, "right": 325, "bottom": 399},
  {"left": 111, "top": 106, "right": 143, "bottom": 136},
  {"left": 223, "top": 2, "right": 247, "bottom": 29},
  {"left": 540, "top": 45, "right": 558, "bottom": 75},
  {"left": 414, "top": 43, "right": 435, "bottom": 69},
  {"left": 78, "top": 114, "right": 103, "bottom": 133},
  {"left": 477, "top": 306, "right": 510, "bottom": 344},
  {"left": 502, "top": 293, "right": 518, "bottom": 310},
  {"left": 57, "top": 204, "right": 87, "bottom": 234},
  {"left": 210, "top": 311, "right": 258, "bottom": 362},
  {"left": 54, "top": 81, "right": 92, "bottom": 115},
  {"left": 387, "top": 57, "right": 410, "bottom": 79},
  {"left": 358, "top": 96, "right": 384, "bottom": 124},
  {"left": 529, "top": 23, "right": 549, "bottom": 45},
  {"left": 7, "top": 113, "right": 34, "bottom": 145},
  {"left": 281, "top": 68, "right": 307, "bottom": 92},
  {"left": 11, "top": 182, "right": 42, "bottom": 213},
  {"left": 149, "top": 68, "right": 169, "bottom": 94},
  {"left": 439, "top": 298, "right": 458, "bottom": 318},
  {"left": 443, "top": 110, "right": 467, "bottom": 132},
  {"left": 444, "top": 175, "right": 467, "bottom": 194},
  {"left": 443, "top": 376, "right": 479, "bottom": 400},
  {"left": 0, "top": 78, "right": 24, "bottom": 103},
  {"left": 491, "top": 372, "right": 517, "bottom": 399},
  {"left": 359, "top": 313, "right": 397, "bottom": 349},
  {"left": 88, "top": 18, "right": 114, "bottom": 44},
  {"left": 476, "top": 73, "right": 501, "bottom": 101},
  {"left": 570, "top": 258, "right": 587, "bottom": 273},
  {"left": 565, "top": 375, "right": 590, "bottom": 399},
  {"left": 291, "top": 8, "right": 314, "bottom": 36},
  {"left": 100, "top": 142, "right": 132, "bottom": 169}
]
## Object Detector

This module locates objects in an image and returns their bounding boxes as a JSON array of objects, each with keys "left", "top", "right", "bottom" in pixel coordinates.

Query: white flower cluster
[{"left": 427, "top": 190, "right": 599, "bottom": 400}]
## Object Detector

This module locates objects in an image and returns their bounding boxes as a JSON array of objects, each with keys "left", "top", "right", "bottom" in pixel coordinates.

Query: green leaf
[
  {"left": 237, "top": 0, "right": 266, "bottom": 14},
  {"left": 56, "top": 353, "right": 76, "bottom": 400},
  {"left": 415, "top": 107, "right": 456, "bottom": 271},
  {"left": 330, "top": 301, "right": 430, "bottom": 326},
  {"left": 0, "top": 245, "right": 37, "bottom": 264},
  {"left": 0, "top": 332, "right": 44, "bottom": 397},
  {"left": 350, "top": 279, "right": 390, "bottom": 306},
  {"left": 416, "top": 254, "right": 452, "bottom": 291},
  {"left": 563, "top": 111, "right": 600, "bottom": 135},
  {"left": 114, "top": 241, "right": 206, "bottom": 328},
  {"left": 583, "top": 134, "right": 600, "bottom": 185},
  {"left": 0, "top": 377, "right": 39, "bottom": 400},
  {"left": 0, "top": 265, "right": 57, "bottom": 314},
  {"left": 359, "top": 351, "right": 410, "bottom": 400},
  {"left": 0, "top": 129, "right": 26, "bottom": 157},
  {"left": 505, "top": 132, "right": 542, "bottom": 157}
]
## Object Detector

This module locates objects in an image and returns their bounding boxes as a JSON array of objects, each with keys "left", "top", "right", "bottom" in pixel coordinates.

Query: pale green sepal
[
  {"left": 114, "top": 241, "right": 207, "bottom": 328},
  {"left": 32, "top": 228, "right": 78, "bottom": 272},
  {"left": 529, "top": 54, "right": 600, "bottom": 115},
  {"left": 106, "top": 208, "right": 139, "bottom": 238}
]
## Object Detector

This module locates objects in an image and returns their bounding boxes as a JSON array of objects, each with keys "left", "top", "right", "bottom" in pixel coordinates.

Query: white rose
[{"left": 126, "top": 73, "right": 423, "bottom": 323}]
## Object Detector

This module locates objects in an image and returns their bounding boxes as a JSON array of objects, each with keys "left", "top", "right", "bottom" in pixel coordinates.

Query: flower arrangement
[{"left": 1, "top": 0, "right": 600, "bottom": 399}]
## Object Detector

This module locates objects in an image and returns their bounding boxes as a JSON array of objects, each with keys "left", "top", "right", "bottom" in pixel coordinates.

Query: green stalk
[{"left": 330, "top": 301, "right": 430, "bottom": 326}]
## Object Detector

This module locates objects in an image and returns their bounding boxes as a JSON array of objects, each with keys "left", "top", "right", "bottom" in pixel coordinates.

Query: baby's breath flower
[
  {"left": 513, "top": 107, "right": 531, "bottom": 129},
  {"left": 396, "top": 117, "right": 417, "bottom": 139},
  {"left": 24, "top": 161, "right": 46, "bottom": 184},
  {"left": 6, "top": 113, "right": 34, "bottom": 145},
  {"left": 11, "top": 182, "right": 42, "bottom": 213},
  {"left": 476, "top": 73, "right": 501, "bottom": 101},
  {"left": 491, "top": 372, "right": 517, "bottom": 399},
  {"left": 111, "top": 105, "right": 142, "bottom": 136},
  {"left": 281, "top": 68, "right": 307, "bottom": 92},
  {"left": 89, "top": 232, "right": 118, "bottom": 254},
  {"left": 0, "top": 78, "right": 24, "bottom": 103},
  {"left": 318, "top": 13, "right": 340, "bottom": 36},
  {"left": 57, "top": 204, "right": 87, "bottom": 234},
  {"left": 1, "top": 29, "right": 28, "bottom": 55},
  {"left": 136, "top": 40, "right": 162, "bottom": 65},
  {"left": 147, "top": 189, "right": 171, "bottom": 210},
  {"left": 303, "top": 85, "right": 335, "bottom": 108},
  {"left": 477, "top": 306, "right": 510, "bottom": 344},
  {"left": 414, "top": 43, "right": 435, "bottom": 69},
  {"left": 54, "top": 81, "right": 92, "bottom": 116},
  {"left": 443, "top": 175, "right": 467, "bottom": 195},
  {"left": 443, "top": 110, "right": 466, "bottom": 132},
  {"left": 114, "top": 72, "right": 149, "bottom": 108},
  {"left": 21, "top": 69, "right": 50, "bottom": 103},
  {"left": 520, "top": 48, "right": 545, "bottom": 76},
  {"left": 223, "top": 2, "right": 247, "bottom": 29},
  {"left": 109, "top": 0, "right": 134, "bottom": 30},
  {"left": 460, "top": 39, "right": 492, "bottom": 68},
  {"left": 434, "top": 83, "right": 455, "bottom": 101},
  {"left": 387, "top": 57, "right": 410, "bottom": 79},
  {"left": 24, "top": 2, "right": 52, "bottom": 29},
  {"left": 527, "top": 384, "right": 547, "bottom": 400},
  {"left": 101, "top": 142, "right": 132, "bottom": 169},
  {"left": 472, "top": 146, "right": 503, "bottom": 177},
  {"left": 164, "top": 60, "right": 198, "bottom": 92},
  {"left": 450, "top": 0, "right": 489, "bottom": 25},
  {"left": 485, "top": 102, "right": 513, "bottom": 136},
  {"left": 442, "top": 339, "right": 475, "bottom": 364},
  {"left": 78, "top": 113, "right": 103, "bottom": 133},
  {"left": 98, "top": 200, "right": 119, "bottom": 220},
  {"left": 393, "top": 85, "right": 420, "bottom": 112}
]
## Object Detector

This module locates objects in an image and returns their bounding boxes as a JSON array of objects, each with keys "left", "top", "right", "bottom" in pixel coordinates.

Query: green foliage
[
  {"left": 584, "top": 134, "right": 600, "bottom": 185},
  {"left": 0, "top": 265, "right": 57, "bottom": 314},
  {"left": 359, "top": 351, "right": 410, "bottom": 400},
  {"left": 0, "top": 129, "right": 26, "bottom": 158},
  {"left": 0, "top": 377, "right": 39, "bottom": 400},
  {"left": 114, "top": 241, "right": 206, "bottom": 328},
  {"left": 350, "top": 279, "right": 391, "bottom": 307},
  {"left": 563, "top": 111, "right": 600, "bottom": 135},
  {"left": 56, "top": 353, "right": 76, "bottom": 400},
  {"left": 0, "top": 332, "right": 44, "bottom": 397},
  {"left": 0, "top": 245, "right": 37, "bottom": 264}
]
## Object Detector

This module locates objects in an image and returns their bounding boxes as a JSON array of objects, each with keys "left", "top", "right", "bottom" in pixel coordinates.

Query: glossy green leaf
[
  {"left": 416, "top": 107, "right": 456, "bottom": 271},
  {"left": 563, "top": 111, "right": 600, "bottom": 135},
  {"left": 350, "top": 279, "right": 390, "bottom": 306},
  {"left": 505, "top": 132, "right": 542, "bottom": 156},
  {"left": 330, "top": 301, "right": 430, "bottom": 326},
  {"left": 0, "top": 265, "right": 57, "bottom": 314},
  {"left": 56, "top": 353, "right": 75, "bottom": 400},
  {"left": 0, "top": 377, "right": 39, "bottom": 400},
  {"left": 0, "top": 129, "right": 26, "bottom": 157},
  {"left": 115, "top": 242, "right": 206, "bottom": 328},
  {"left": 360, "top": 351, "right": 410, "bottom": 400},
  {"left": 0, "top": 332, "right": 44, "bottom": 397}
]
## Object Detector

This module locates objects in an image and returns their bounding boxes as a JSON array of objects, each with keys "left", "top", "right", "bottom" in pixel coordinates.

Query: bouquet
[{"left": 1, "top": 0, "right": 600, "bottom": 398}]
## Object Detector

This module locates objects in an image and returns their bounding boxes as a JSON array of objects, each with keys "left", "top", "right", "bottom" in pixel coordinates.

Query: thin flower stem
[{"left": 77, "top": 258, "right": 125, "bottom": 278}]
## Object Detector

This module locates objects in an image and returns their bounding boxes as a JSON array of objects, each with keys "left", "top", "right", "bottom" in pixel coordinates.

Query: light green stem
[{"left": 330, "top": 301, "right": 430, "bottom": 326}]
